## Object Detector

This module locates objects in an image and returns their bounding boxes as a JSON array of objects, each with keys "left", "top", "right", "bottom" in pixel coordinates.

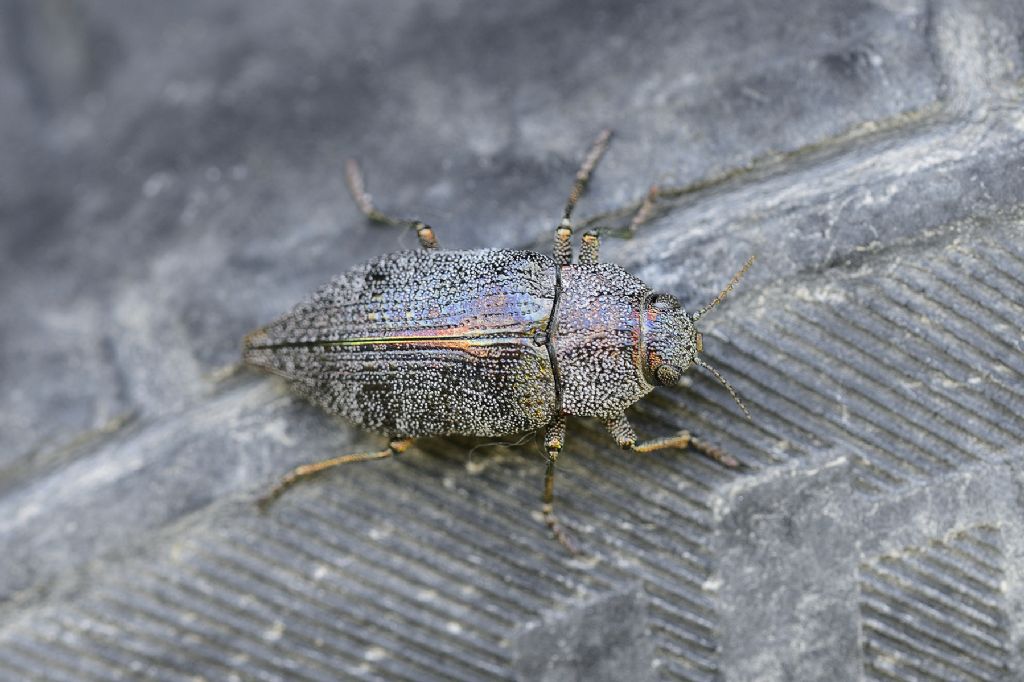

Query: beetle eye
[
  {"left": 651, "top": 293, "right": 681, "bottom": 312},
  {"left": 655, "top": 363, "right": 682, "bottom": 386}
]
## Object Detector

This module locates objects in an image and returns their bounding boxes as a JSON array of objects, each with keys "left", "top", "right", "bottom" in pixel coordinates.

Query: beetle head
[
  {"left": 642, "top": 256, "right": 757, "bottom": 420},
  {"left": 642, "top": 292, "right": 699, "bottom": 386}
]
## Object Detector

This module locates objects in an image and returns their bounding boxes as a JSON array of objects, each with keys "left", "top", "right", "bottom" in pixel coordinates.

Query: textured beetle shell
[
  {"left": 244, "top": 249, "right": 559, "bottom": 438},
  {"left": 553, "top": 264, "right": 655, "bottom": 419}
]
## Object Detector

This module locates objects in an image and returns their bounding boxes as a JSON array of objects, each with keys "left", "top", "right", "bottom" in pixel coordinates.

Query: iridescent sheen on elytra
[{"left": 243, "top": 247, "right": 698, "bottom": 439}]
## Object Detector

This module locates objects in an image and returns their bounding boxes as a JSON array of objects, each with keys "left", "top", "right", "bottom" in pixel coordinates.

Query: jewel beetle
[{"left": 244, "top": 130, "right": 754, "bottom": 553}]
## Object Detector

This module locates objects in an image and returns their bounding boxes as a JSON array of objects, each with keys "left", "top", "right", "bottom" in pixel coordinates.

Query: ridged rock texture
[{"left": 2, "top": 1, "right": 1024, "bottom": 680}]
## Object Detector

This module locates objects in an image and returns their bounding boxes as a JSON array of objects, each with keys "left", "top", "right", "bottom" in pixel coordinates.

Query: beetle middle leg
[
  {"left": 344, "top": 159, "right": 438, "bottom": 249},
  {"left": 603, "top": 413, "right": 740, "bottom": 468},
  {"left": 258, "top": 438, "right": 414, "bottom": 509}
]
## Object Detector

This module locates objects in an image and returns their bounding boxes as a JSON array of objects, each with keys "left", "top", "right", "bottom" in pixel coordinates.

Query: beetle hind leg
[
  {"left": 344, "top": 159, "right": 438, "bottom": 249},
  {"left": 258, "top": 438, "right": 414, "bottom": 509}
]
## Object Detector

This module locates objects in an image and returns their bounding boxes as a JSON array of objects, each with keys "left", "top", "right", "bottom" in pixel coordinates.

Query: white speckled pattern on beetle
[
  {"left": 245, "top": 249, "right": 559, "bottom": 437},
  {"left": 243, "top": 248, "right": 699, "bottom": 436}
]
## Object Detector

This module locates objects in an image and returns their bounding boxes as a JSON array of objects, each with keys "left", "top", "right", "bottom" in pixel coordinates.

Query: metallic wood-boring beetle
[{"left": 244, "top": 130, "right": 754, "bottom": 553}]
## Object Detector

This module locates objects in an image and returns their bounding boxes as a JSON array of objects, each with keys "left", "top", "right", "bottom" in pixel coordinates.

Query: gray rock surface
[{"left": 1, "top": 0, "right": 1023, "bottom": 679}]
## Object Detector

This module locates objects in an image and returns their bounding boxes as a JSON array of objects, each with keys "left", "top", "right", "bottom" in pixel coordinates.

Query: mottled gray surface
[{"left": 1, "top": 0, "right": 1023, "bottom": 680}]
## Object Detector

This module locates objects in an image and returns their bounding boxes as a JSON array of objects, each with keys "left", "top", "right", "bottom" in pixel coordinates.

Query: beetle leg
[
  {"left": 541, "top": 417, "right": 580, "bottom": 555},
  {"left": 635, "top": 433, "right": 740, "bottom": 468},
  {"left": 258, "top": 438, "right": 414, "bottom": 509},
  {"left": 626, "top": 184, "right": 660, "bottom": 235},
  {"left": 563, "top": 129, "right": 612, "bottom": 223},
  {"left": 603, "top": 413, "right": 638, "bottom": 448},
  {"left": 578, "top": 230, "right": 600, "bottom": 265},
  {"left": 554, "top": 219, "right": 574, "bottom": 266},
  {"left": 573, "top": 184, "right": 660, "bottom": 265},
  {"left": 553, "top": 129, "right": 613, "bottom": 266},
  {"left": 344, "top": 159, "right": 438, "bottom": 249},
  {"left": 410, "top": 221, "right": 439, "bottom": 249},
  {"left": 602, "top": 413, "right": 740, "bottom": 468},
  {"left": 205, "top": 361, "right": 245, "bottom": 384}
]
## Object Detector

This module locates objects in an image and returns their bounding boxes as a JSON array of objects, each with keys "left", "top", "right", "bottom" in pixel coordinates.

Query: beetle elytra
[{"left": 244, "top": 130, "right": 754, "bottom": 554}]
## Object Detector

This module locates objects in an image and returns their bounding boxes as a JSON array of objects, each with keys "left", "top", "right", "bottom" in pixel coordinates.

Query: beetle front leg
[
  {"left": 258, "top": 438, "right": 414, "bottom": 509},
  {"left": 578, "top": 230, "right": 600, "bottom": 265},
  {"left": 541, "top": 417, "right": 581, "bottom": 555},
  {"left": 345, "top": 159, "right": 438, "bottom": 249},
  {"left": 626, "top": 184, "right": 659, "bottom": 236},
  {"left": 575, "top": 186, "right": 659, "bottom": 266},
  {"left": 603, "top": 413, "right": 740, "bottom": 468}
]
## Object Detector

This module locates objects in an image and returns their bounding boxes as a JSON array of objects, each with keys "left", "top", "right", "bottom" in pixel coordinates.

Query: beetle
[{"left": 244, "top": 130, "right": 754, "bottom": 553}]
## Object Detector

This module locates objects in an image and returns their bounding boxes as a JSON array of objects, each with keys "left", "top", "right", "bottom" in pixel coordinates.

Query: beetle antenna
[
  {"left": 695, "top": 357, "right": 751, "bottom": 420},
  {"left": 692, "top": 255, "right": 756, "bottom": 322}
]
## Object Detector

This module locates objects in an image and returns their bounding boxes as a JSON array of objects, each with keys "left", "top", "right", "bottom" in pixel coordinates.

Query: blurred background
[{"left": 2, "top": 1, "right": 1024, "bottom": 680}]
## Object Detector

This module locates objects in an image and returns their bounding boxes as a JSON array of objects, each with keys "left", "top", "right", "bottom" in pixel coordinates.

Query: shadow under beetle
[{"left": 244, "top": 130, "right": 754, "bottom": 554}]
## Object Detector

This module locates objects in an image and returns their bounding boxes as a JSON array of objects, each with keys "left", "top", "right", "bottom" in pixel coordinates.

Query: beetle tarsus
[
  {"left": 543, "top": 501, "right": 581, "bottom": 556},
  {"left": 689, "top": 436, "right": 742, "bottom": 469},
  {"left": 205, "top": 361, "right": 246, "bottom": 385},
  {"left": 542, "top": 449, "right": 582, "bottom": 556},
  {"left": 627, "top": 184, "right": 660, "bottom": 234}
]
